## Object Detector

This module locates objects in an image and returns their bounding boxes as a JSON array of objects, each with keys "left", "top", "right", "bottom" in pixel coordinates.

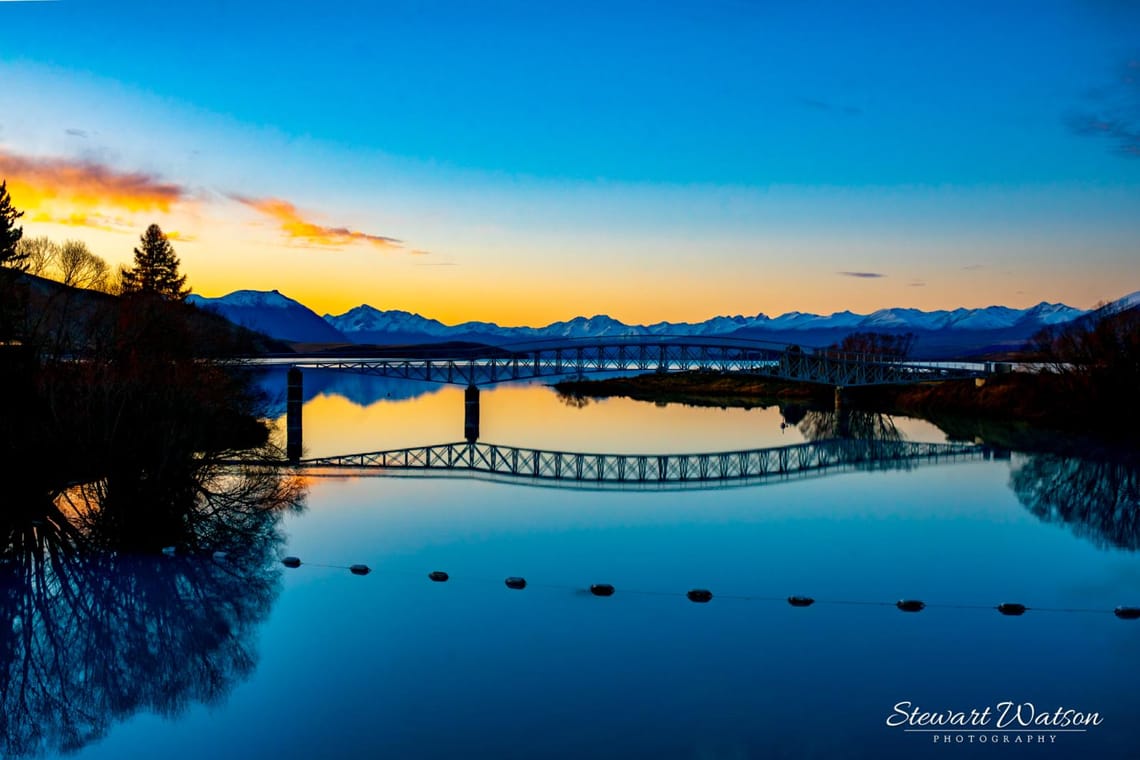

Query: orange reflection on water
[
  {"left": 276, "top": 382, "right": 824, "bottom": 459},
  {"left": 481, "top": 384, "right": 804, "bottom": 454},
  {"left": 272, "top": 378, "right": 955, "bottom": 461}
]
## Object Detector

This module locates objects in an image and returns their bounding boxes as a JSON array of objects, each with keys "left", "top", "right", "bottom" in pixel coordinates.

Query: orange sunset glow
[
  {"left": 230, "top": 195, "right": 405, "bottom": 250},
  {"left": 0, "top": 149, "right": 189, "bottom": 230}
]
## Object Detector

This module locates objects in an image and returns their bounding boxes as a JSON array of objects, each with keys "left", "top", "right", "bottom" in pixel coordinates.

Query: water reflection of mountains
[
  {"left": 0, "top": 462, "right": 305, "bottom": 758},
  {"left": 256, "top": 367, "right": 447, "bottom": 416}
]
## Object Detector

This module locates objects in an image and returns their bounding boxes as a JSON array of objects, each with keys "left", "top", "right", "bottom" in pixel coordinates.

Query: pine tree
[
  {"left": 120, "top": 224, "right": 190, "bottom": 300},
  {"left": 0, "top": 180, "right": 26, "bottom": 272}
]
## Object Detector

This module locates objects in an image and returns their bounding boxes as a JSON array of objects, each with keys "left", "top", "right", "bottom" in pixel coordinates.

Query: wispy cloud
[
  {"left": 837, "top": 271, "right": 886, "bottom": 278},
  {"left": 961, "top": 264, "right": 985, "bottom": 270},
  {"left": 909, "top": 280, "right": 926, "bottom": 287},
  {"left": 1066, "top": 59, "right": 1140, "bottom": 158},
  {"left": 229, "top": 195, "right": 403, "bottom": 249},
  {"left": 64, "top": 128, "right": 88, "bottom": 138},
  {"left": 795, "top": 96, "right": 863, "bottom": 117},
  {"left": 0, "top": 148, "right": 192, "bottom": 228}
]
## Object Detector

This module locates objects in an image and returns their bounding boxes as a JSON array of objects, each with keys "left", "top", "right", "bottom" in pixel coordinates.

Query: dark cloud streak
[
  {"left": 1066, "top": 59, "right": 1140, "bottom": 158},
  {"left": 795, "top": 96, "right": 862, "bottom": 117}
]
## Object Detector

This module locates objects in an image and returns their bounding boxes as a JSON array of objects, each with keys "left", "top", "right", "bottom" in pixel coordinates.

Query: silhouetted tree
[
  {"left": 0, "top": 180, "right": 24, "bottom": 271},
  {"left": 829, "top": 331, "right": 915, "bottom": 360},
  {"left": 14, "top": 237, "right": 112, "bottom": 292},
  {"left": 56, "top": 240, "right": 110, "bottom": 291},
  {"left": 13, "top": 235, "right": 52, "bottom": 276},
  {"left": 1029, "top": 304, "right": 1139, "bottom": 385},
  {"left": 120, "top": 224, "right": 189, "bottom": 300},
  {"left": 1026, "top": 303, "right": 1140, "bottom": 430},
  {"left": 0, "top": 182, "right": 28, "bottom": 342}
]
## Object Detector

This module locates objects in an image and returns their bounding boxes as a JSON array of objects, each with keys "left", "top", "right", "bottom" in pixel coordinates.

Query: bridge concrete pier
[
  {"left": 464, "top": 384, "right": 480, "bottom": 443},
  {"left": 287, "top": 368, "right": 303, "bottom": 464},
  {"left": 833, "top": 386, "right": 852, "bottom": 438}
]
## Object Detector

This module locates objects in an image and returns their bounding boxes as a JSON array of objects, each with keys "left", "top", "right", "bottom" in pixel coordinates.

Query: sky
[{"left": 1, "top": 0, "right": 1139, "bottom": 325}]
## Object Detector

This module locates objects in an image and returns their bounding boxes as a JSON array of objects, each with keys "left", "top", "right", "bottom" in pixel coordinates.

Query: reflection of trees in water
[
  {"left": 1010, "top": 454, "right": 1140, "bottom": 551},
  {"left": 779, "top": 403, "right": 809, "bottom": 427},
  {"left": 797, "top": 410, "right": 904, "bottom": 443},
  {"left": 556, "top": 389, "right": 591, "bottom": 409},
  {"left": 0, "top": 461, "right": 305, "bottom": 758}
]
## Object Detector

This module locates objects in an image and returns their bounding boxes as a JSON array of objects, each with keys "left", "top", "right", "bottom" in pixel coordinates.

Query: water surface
[{"left": 11, "top": 370, "right": 1139, "bottom": 759}]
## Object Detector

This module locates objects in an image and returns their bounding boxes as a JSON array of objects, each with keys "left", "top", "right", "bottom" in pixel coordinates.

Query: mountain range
[{"left": 186, "top": 289, "right": 1139, "bottom": 359}]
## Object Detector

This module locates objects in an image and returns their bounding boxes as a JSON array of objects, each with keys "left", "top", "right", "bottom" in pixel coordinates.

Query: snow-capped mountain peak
[
  {"left": 1108, "top": 291, "right": 1140, "bottom": 312},
  {"left": 185, "top": 288, "right": 1140, "bottom": 356},
  {"left": 188, "top": 290, "right": 345, "bottom": 343},
  {"left": 1018, "top": 301, "right": 1087, "bottom": 325},
  {"left": 189, "top": 289, "right": 298, "bottom": 309},
  {"left": 324, "top": 305, "right": 452, "bottom": 337}
]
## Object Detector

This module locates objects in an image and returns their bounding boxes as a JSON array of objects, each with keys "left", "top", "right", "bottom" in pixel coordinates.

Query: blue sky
[{"left": 1, "top": 0, "right": 1138, "bottom": 322}]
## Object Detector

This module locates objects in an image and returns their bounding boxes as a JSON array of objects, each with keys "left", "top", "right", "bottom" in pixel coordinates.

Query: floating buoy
[
  {"left": 161, "top": 546, "right": 177, "bottom": 557},
  {"left": 787, "top": 596, "right": 815, "bottom": 607},
  {"left": 282, "top": 556, "right": 302, "bottom": 568},
  {"left": 428, "top": 571, "right": 449, "bottom": 582},
  {"left": 997, "top": 603, "right": 1027, "bottom": 616},
  {"left": 212, "top": 551, "right": 229, "bottom": 561},
  {"left": 349, "top": 564, "right": 371, "bottom": 576},
  {"left": 505, "top": 577, "right": 527, "bottom": 590},
  {"left": 1115, "top": 606, "right": 1140, "bottom": 620},
  {"left": 687, "top": 589, "right": 714, "bottom": 603},
  {"left": 897, "top": 599, "right": 925, "bottom": 612},
  {"left": 590, "top": 584, "right": 615, "bottom": 597}
]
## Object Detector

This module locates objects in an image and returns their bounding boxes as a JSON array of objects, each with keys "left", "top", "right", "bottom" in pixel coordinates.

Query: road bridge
[{"left": 289, "top": 337, "right": 986, "bottom": 388}]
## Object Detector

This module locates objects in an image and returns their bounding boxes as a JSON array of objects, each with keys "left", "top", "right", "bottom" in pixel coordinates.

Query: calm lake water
[{"left": 11, "top": 369, "right": 1140, "bottom": 759}]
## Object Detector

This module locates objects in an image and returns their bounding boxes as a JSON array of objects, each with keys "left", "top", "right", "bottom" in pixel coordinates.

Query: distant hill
[{"left": 188, "top": 290, "right": 345, "bottom": 344}]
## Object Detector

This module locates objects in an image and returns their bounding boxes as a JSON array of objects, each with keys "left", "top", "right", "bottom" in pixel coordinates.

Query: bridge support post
[
  {"left": 287, "top": 368, "right": 303, "bottom": 464},
  {"left": 834, "top": 385, "right": 852, "bottom": 438},
  {"left": 464, "top": 384, "right": 480, "bottom": 443}
]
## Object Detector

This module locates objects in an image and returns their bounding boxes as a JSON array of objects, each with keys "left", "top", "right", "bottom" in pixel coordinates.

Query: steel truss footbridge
[
  {"left": 292, "top": 437, "right": 988, "bottom": 489},
  {"left": 288, "top": 336, "right": 988, "bottom": 387}
]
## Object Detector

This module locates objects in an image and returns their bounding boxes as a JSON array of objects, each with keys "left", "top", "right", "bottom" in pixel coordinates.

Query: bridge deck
[{"left": 288, "top": 339, "right": 987, "bottom": 387}]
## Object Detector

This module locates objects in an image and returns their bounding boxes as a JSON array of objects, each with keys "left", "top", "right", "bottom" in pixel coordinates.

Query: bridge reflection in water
[
  {"left": 280, "top": 337, "right": 991, "bottom": 459},
  {"left": 294, "top": 438, "right": 988, "bottom": 489}
]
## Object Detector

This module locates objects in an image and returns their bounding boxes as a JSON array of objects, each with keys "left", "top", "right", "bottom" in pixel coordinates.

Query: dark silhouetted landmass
[
  {"left": 14, "top": 272, "right": 291, "bottom": 356},
  {"left": 555, "top": 371, "right": 828, "bottom": 411}
]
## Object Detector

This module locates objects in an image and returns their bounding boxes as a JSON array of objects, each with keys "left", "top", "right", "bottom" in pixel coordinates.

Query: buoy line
[{"left": 267, "top": 554, "right": 1140, "bottom": 620}]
